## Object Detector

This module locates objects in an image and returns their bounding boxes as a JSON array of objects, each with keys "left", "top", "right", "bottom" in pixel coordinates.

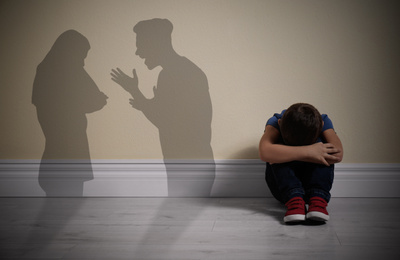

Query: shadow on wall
[
  {"left": 32, "top": 30, "right": 108, "bottom": 197},
  {"left": 111, "top": 18, "right": 215, "bottom": 197},
  {"left": 23, "top": 29, "right": 107, "bottom": 256}
]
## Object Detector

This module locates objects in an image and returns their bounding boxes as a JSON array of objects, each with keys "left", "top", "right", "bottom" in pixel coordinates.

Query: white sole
[
  {"left": 284, "top": 214, "right": 306, "bottom": 223},
  {"left": 306, "top": 211, "right": 329, "bottom": 222}
]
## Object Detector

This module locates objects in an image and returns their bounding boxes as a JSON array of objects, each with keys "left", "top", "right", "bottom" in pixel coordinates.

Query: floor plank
[{"left": 1, "top": 198, "right": 400, "bottom": 259}]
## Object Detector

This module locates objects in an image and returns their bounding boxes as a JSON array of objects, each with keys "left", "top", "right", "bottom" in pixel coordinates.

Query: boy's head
[{"left": 279, "top": 103, "right": 323, "bottom": 146}]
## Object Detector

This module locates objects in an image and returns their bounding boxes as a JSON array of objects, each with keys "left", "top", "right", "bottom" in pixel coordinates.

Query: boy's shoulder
[
  {"left": 321, "top": 114, "right": 333, "bottom": 131},
  {"left": 266, "top": 109, "right": 286, "bottom": 130}
]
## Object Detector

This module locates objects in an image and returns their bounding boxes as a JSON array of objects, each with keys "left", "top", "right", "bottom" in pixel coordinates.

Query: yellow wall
[{"left": 1, "top": 0, "right": 399, "bottom": 163}]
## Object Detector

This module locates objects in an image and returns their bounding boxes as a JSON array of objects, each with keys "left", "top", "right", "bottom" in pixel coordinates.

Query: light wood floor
[{"left": 1, "top": 197, "right": 400, "bottom": 259}]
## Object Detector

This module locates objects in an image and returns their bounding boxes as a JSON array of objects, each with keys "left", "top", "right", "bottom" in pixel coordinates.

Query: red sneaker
[
  {"left": 306, "top": 197, "right": 329, "bottom": 222},
  {"left": 284, "top": 197, "right": 306, "bottom": 223}
]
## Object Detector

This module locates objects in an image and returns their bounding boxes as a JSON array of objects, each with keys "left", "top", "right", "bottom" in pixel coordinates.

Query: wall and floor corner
[
  {"left": 1, "top": 0, "right": 400, "bottom": 198},
  {"left": 1, "top": 160, "right": 400, "bottom": 197}
]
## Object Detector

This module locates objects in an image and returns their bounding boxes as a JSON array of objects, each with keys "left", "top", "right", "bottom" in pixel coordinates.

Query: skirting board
[{"left": 0, "top": 160, "right": 399, "bottom": 197}]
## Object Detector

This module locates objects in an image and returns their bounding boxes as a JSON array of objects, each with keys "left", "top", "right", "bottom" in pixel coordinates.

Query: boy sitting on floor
[{"left": 259, "top": 103, "right": 343, "bottom": 223}]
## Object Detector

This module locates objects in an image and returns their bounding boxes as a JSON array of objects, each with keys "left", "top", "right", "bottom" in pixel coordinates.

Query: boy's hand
[{"left": 306, "top": 143, "right": 341, "bottom": 166}]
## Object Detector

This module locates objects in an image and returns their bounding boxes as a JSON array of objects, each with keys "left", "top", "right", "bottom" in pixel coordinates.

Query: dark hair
[
  {"left": 133, "top": 18, "right": 173, "bottom": 39},
  {"left": 280, "top": 103, "right": 323, "bottom": 146}
]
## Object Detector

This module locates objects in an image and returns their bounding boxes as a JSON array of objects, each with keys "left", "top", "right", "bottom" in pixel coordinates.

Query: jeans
[{"left": 265, "top": 161, "right": 334, "bottom": 204}]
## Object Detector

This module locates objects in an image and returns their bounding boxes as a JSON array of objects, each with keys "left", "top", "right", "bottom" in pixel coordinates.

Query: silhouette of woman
[{"left": 32, "top": 30, "right": 108, "bottom": 196}]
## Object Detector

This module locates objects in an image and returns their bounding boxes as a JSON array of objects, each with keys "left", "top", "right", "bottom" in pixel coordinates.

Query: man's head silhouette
[{"left": 133, "top": 19, "right": 174, "bottom": 70}]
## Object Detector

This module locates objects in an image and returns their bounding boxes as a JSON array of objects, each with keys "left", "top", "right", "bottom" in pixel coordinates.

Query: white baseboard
[{"left": 0, "top": 160, "right": 399, "bottom": 197}]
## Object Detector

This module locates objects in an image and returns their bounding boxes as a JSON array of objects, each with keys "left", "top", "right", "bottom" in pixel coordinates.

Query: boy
[{"left": 259, "top": 103, "right": 343, "bottom": 223}]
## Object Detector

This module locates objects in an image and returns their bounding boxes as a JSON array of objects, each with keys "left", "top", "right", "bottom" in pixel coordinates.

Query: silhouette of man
[{"left": 111, "top": 19, "right": 215, "bottom": 196}]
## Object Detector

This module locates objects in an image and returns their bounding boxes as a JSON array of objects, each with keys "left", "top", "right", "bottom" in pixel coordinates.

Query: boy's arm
[
  {"left": 322, "top": 129, "right": 343, "bottom": 164},
  {"left": 259, "top": 125, "right": 341, "bottom": 166}
]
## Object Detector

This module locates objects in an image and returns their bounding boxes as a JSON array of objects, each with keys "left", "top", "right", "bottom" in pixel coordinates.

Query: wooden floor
[{"left": 1, "top": 197, "right": 400, "bottom": 259}]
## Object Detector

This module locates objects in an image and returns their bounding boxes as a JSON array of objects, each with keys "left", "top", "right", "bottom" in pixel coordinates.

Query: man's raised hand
[{"left": 111, "top": 68, "right": 139, "bottom": 95}]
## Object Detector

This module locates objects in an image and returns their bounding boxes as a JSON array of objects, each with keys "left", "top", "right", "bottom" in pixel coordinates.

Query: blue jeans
[{"left": 265, "top": 161, "right": 334, "bottom": 204}]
